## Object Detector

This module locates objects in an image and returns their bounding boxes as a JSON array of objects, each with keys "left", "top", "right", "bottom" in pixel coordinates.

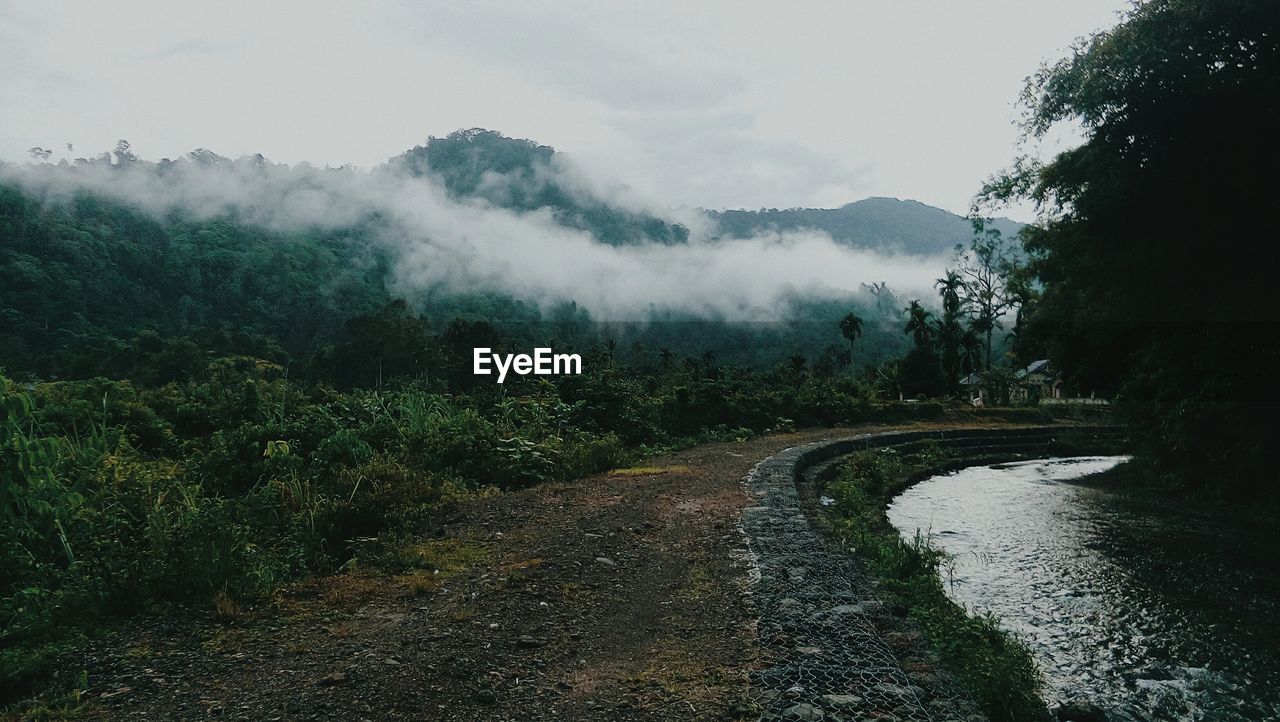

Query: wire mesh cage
[{"left": 740, "top": 440, "right": 985, "bottom": 722}]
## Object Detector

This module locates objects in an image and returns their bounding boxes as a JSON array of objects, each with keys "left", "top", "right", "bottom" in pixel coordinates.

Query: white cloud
[
  {"left": 1, "top": 155, "right": 947, "bottom": 320},
  {"left": 0, "top": 0, "right": 1128, "bottom": 218}
]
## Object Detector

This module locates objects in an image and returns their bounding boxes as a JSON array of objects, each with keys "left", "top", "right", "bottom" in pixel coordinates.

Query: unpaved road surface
[{"left": 76, "top": 420, "right": 1030, "bottom": 721}]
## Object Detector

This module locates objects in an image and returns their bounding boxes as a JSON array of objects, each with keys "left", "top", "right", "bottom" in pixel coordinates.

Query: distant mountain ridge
[
  {"left": 392, "top": 129, "right": 690, "bottom": 246},
  {"left": 0, "top": 129, "right": 1021, "bottom": 376},
  {"left": 393, "top": 130, "right": 1022, "bottom": 255},
  {"left": 706, "top": 197, "right": 1024, "bottom": 257}
]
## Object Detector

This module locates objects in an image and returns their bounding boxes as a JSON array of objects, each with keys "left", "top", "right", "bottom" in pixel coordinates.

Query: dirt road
[{"left": 79, "top": 420, "right": 1029, "bottom": 721}]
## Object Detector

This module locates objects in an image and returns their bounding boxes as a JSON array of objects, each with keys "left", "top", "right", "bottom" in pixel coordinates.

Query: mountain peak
[{"left": 708, "top": 198, "right": 1022, "bottom": 256}]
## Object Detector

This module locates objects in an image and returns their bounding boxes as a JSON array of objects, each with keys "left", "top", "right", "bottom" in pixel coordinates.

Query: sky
[{"left": 0, "top": 1, "right": 1129, "bottom": 220}]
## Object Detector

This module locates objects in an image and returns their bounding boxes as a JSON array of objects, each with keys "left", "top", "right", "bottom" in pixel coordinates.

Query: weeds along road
[{"left": 83, "top": 419, "right": 1037, "bottom": 721}]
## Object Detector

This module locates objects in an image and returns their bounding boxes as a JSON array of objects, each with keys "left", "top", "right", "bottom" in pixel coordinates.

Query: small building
[
  {"left": 960, "top": 372, "right": 987, "bottom": 406},
  {"left": 961, "top": 359, "right": 1064, "bottom": 406},
  {"left": 1013, "top": 359, "right": 1061, "bottom": 402}
]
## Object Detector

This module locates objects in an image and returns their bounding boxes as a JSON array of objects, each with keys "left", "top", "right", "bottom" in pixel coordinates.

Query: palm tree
[
  {"left": 934, "top": 271, "right": 965, "bottom": 320},
  {"left": 839, "top": 312, "right": 863, "bottom": 376},
  {"left": 935, "top": 270, "right": 966, "bottom": 392},
  {"left": 903, "top": 300, "right": 934, "bottom": 348}
]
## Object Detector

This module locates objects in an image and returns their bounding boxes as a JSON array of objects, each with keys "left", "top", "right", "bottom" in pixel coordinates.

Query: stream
[{"left": 886, "top": 456, "right": 1280, "bottom": 721}]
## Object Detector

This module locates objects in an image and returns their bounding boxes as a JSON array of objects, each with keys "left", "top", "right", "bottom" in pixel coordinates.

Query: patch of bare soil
[{"left": 72, "top": 419, "right": 1037, "bottom": 721}]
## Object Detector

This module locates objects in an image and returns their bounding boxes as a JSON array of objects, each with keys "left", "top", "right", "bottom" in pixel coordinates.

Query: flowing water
[{"left": 886, "top": 457, "right": 1280, "bottom": 721}]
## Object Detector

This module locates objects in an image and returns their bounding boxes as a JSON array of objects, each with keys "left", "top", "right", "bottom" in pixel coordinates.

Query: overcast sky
[{"left": 0, "top": 1, "right": 1128, "bottom": 219}]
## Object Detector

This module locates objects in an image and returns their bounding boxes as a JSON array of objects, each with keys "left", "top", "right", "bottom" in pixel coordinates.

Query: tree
[
  {"left": 955, "top": 222, "right": 1019, "bottom": 370},
  {"left": 838, "top": 312, "right": 864, "bottom": 376},
  {"left": 898, "top": 347, "right": 946, "bottom": 398},
  {"left": 112, "top": 139, "right": 137, "bottom": 164},
  {"left": 934, "top": 271, "right": 967, "bottom": 393},
  {"left": 812, "top": 344, "right": 852, "bottom": 379},
  {"left": 979, "top": 0, "right": 1280, "bottom": 500},
  {"left": 959, "top": 328, "right": 984, "bottom": 377},
  {"left": 903, "top": 300, "right": 934, "bottom": 349},
  {"left": 861, "top": 281, "right": 897, "bottom": 315},
  {"left": 332, "top": 300, "right": 433, "bottom": 388},
  {"left": 787, "top": 354, "right": 807, "bottom": 389},
  {"left": 899, "top": 300, "right": 945, "bottom": 398},
  {"left": 935, "top": 271, "right": 964, "bottom": 320}
]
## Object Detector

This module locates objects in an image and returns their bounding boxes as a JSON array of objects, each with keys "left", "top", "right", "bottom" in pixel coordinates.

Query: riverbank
[
  {"left": 808, "top": 431, "right": 1125, "bottom": 721},
  {"left": 888, "top": 455, "right": 1280, "bottom": 721}
]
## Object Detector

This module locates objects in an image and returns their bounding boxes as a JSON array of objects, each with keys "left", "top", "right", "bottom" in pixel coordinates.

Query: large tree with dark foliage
[{"left": 982, "top": 0, "right": 1280, "bottom": 500}]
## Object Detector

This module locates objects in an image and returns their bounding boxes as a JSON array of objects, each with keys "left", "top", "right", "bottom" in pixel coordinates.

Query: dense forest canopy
[
  {"left": 1, "top": 129, "right": 1019, "bottom": 381},
  {"left": 983, "top": 0, "right": 1280, "bottom": 500}
]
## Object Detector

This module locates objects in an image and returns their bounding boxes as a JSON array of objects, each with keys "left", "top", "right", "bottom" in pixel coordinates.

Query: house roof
[
  {"left": 1016, "top": 359, "right": 1052, "bottom": 380},
  {"left": 961, "top": 360, "right": 1055, "bottom": 386}
]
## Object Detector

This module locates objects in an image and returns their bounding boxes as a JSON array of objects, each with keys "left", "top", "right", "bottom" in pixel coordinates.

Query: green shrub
[
  {"left": 557, "top": 431, "right": 630, "bottom": 479},
  {"left": 3, "top": 341, "right": 891, "bottom": 705}
]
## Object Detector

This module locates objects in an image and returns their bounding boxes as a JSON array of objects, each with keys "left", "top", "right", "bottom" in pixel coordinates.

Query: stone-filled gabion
[{"left": 739, "top": 428, "right": 1116, "bottom": 722}]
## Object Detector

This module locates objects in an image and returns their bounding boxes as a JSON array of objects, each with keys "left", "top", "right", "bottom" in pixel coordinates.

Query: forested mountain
[
  {"left": 0, "top": 176, "right": 917, "bottom": 380},
  {"left": 1, "top": 129, "right": 984, "bottom": 381},
  {"left": 708, "top": 197, "right": 1023, "bottom": 256},
  {"left": 0, "top": 181, "right": 395, "bottom": 379},
  {"left": 392, "top": 128, "right": 690, "bottom": 246},
  {"left": 391, "top": 130, "right": 1020, "bottom": 255}
]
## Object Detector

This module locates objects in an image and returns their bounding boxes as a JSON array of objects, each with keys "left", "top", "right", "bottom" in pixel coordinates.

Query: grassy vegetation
[
  {"left": 607, "top": 464, "right": 693, "bottom": 477},
  {"left": 1, "top": 349, "right": 939, "bottom": 711},
  {"left": 824, "top": 444, "right": 1047, "bottom": 721}
]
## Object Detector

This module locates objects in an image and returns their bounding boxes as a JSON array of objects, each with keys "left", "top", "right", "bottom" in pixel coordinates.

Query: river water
[{"left": 886, "top": 457, "right": 1280, "bottom": 721}]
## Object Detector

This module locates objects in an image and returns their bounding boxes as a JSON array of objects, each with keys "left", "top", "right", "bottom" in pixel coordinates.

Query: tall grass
[
  {"left": 826, "top": 448, "right": 1047, "bottom": 721},
  {"left": 2, "top": 361, "right": 900, "bottom": 707}
]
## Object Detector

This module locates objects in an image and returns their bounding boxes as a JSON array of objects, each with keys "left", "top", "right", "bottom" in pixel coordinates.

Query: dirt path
[{"left": 77, "top": 420, "right": 1034, "bottom": 721}]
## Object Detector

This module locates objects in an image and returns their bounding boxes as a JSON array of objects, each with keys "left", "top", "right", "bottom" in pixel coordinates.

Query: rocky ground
[{"left": 67, "top": 419, "right": 1034, "bottom": 721}]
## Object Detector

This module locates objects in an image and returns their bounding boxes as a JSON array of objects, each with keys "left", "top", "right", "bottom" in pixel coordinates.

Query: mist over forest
[
  {"left": 1, "top": 128, "right": 1018, "bottom": 378},
  {"left": 4, "top": 1, "right": 1279, "bottom": 719}
]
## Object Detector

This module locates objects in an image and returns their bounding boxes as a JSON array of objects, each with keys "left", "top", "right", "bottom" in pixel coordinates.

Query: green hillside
[{"left": 709, "top": 197, "right": 1023, "bottom": 256}]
